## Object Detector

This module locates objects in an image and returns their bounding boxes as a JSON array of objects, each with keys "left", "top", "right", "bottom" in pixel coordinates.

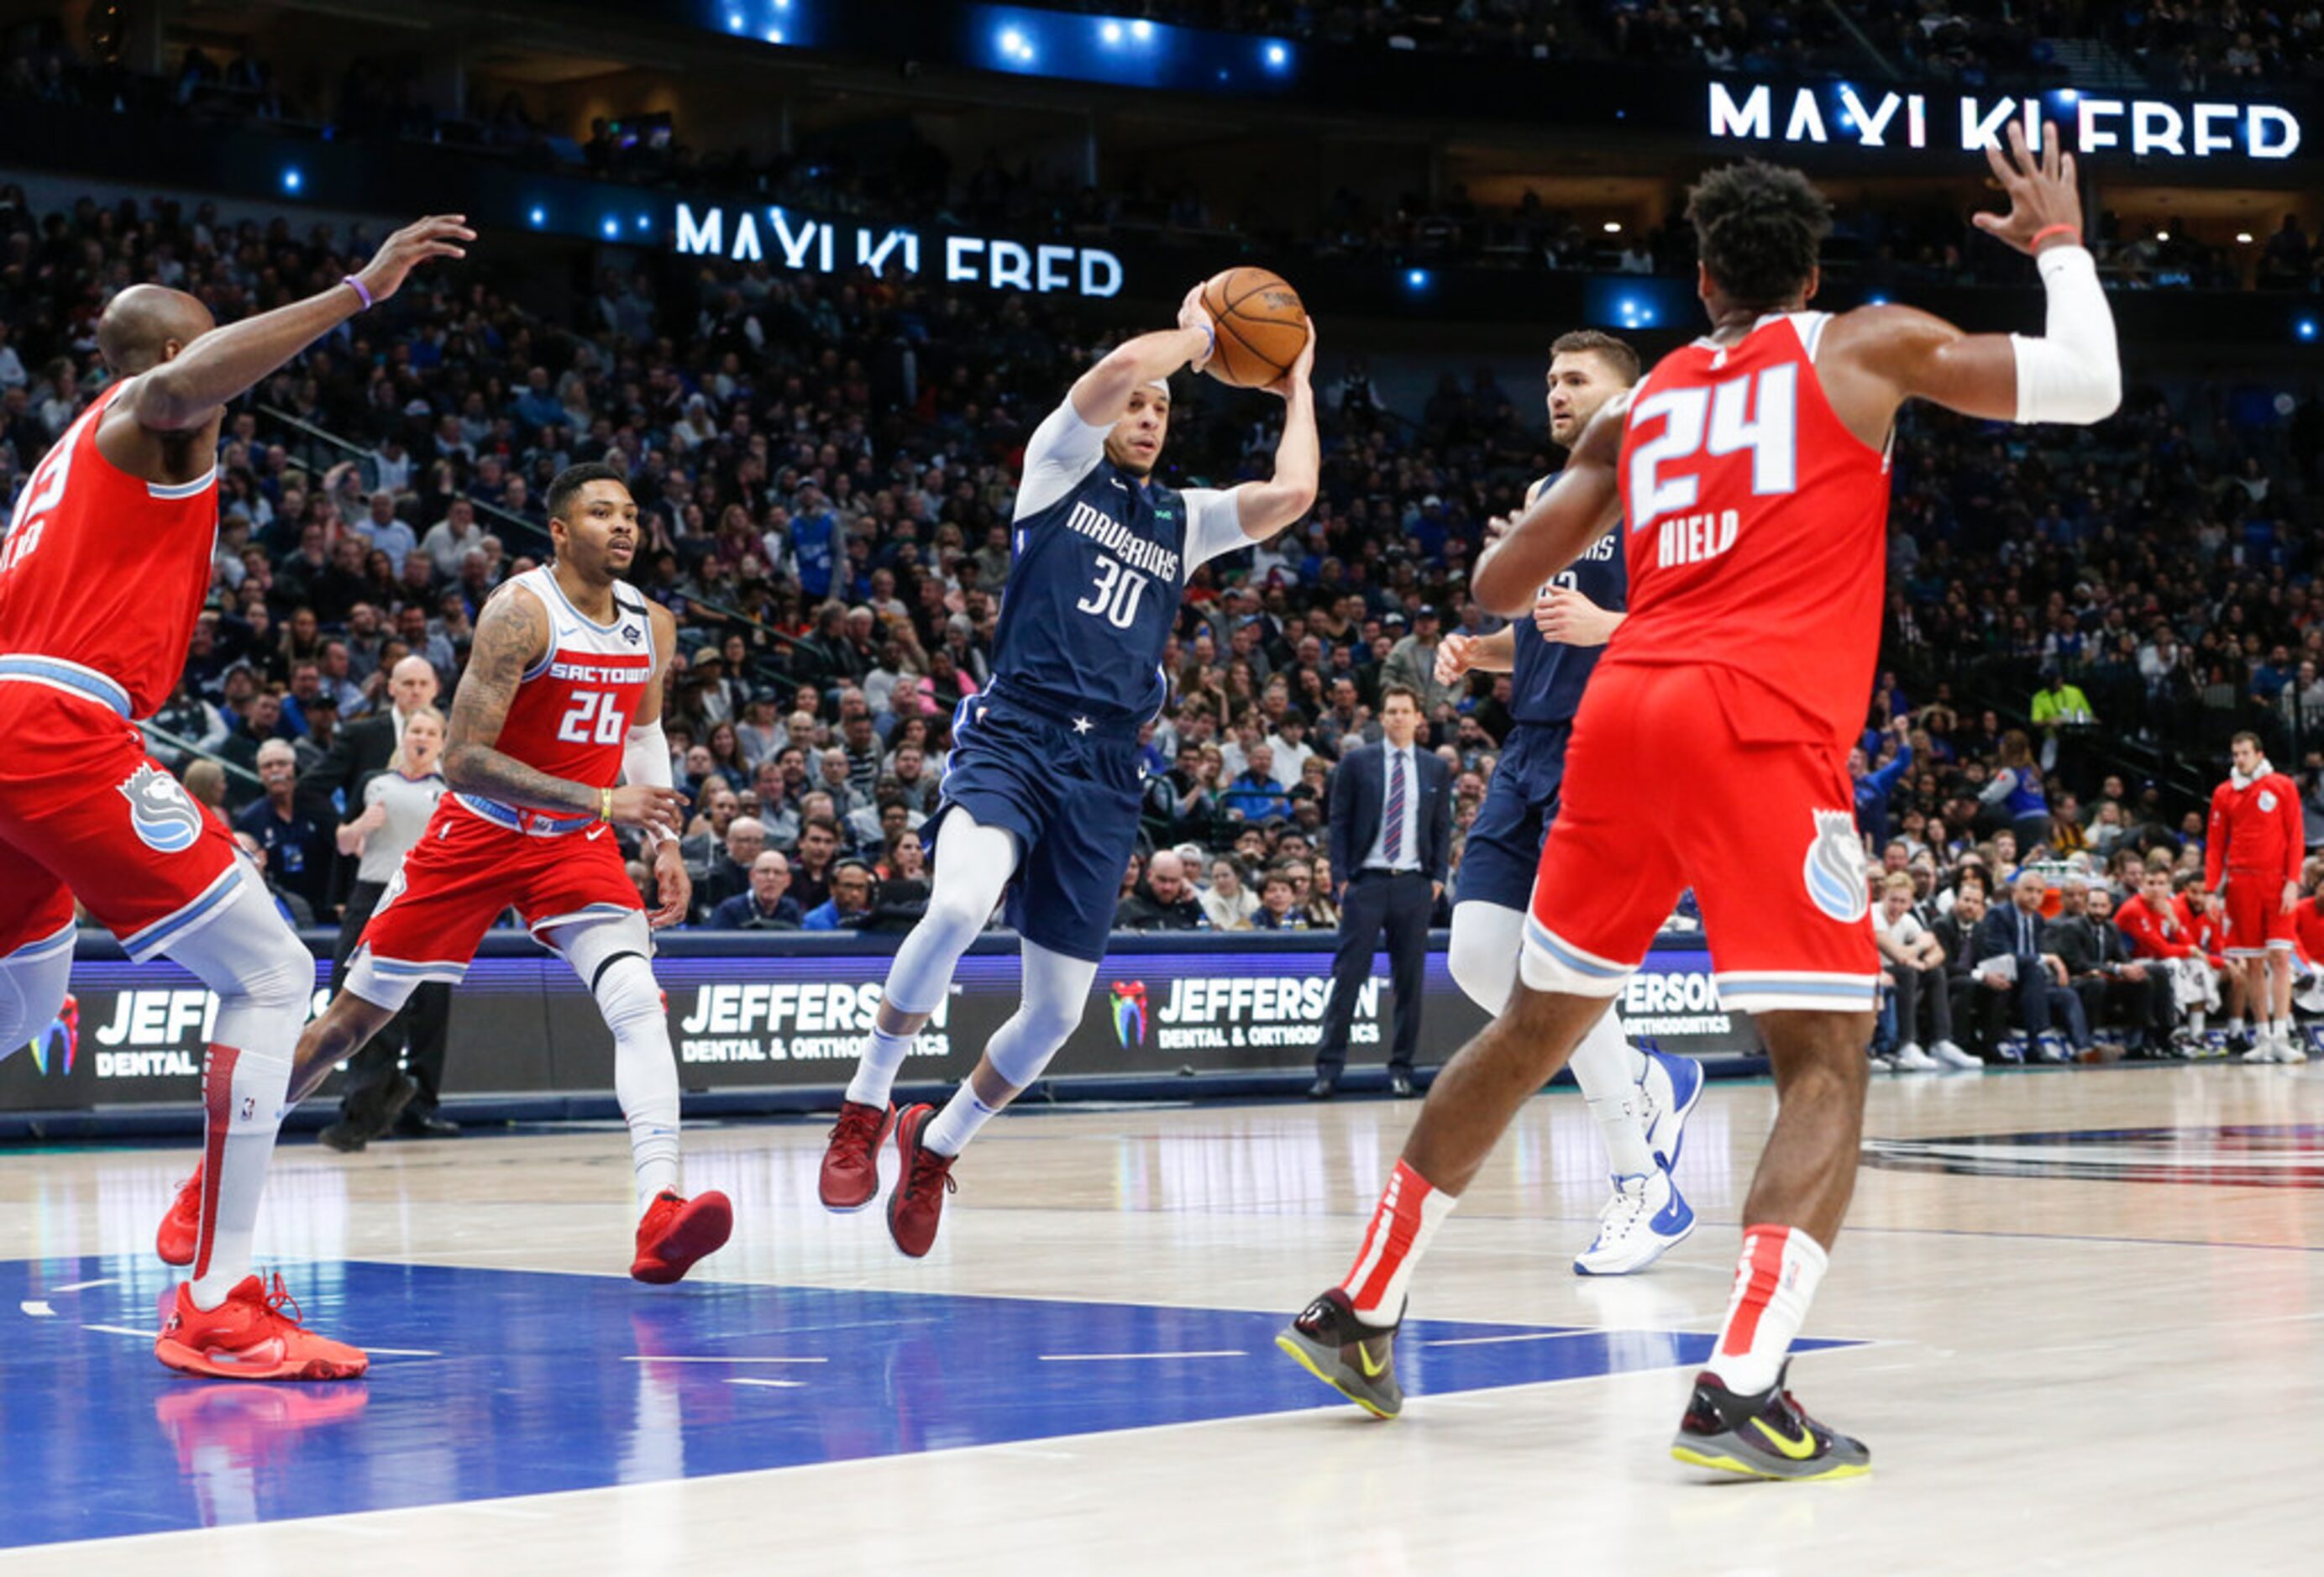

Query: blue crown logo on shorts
[
  {"left": 1802, "top": 808, "right": 1869, "bottom": 925},
  {"left": 118, "top": 764, "right": 203, "bottom": 854}
]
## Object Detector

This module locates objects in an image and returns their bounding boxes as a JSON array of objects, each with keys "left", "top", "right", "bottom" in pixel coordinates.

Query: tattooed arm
[{"left": 443, "top": 584, "right": 685, "bottom": 831}]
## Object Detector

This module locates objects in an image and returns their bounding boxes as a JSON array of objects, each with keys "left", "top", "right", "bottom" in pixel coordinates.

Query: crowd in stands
[{"left": 6, "top": 183, "right": 2324, "bottom": 1063}]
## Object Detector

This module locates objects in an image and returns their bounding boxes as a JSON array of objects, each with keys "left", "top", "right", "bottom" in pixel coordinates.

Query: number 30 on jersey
[{"left": 1076, "top": 553, "right": 1150, "bottom": 630}]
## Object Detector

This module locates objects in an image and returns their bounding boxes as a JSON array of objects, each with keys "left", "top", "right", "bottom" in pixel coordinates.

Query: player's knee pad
[
  {"left": 594, "top": 952, "right": 665, "bottom": 1040},
  {"left": 986, "top": 943, "right": 1094, "bottom": 1087},
  {"left": 0, "top": 934, "right": 73, "bottom": 1057},
  {"left": 1446, "top": 902, "right": 1524, "bottom": 1016}
]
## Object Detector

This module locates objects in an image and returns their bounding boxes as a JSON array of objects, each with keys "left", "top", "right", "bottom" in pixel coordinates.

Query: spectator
[
  {"left": 1251, "top": 869, "right": 1309, "bottom": 930},
  {"left": 1972, "top": 875, "right": 2116, "bottom": 1063},
  {"left": 709, "top": 851, "right": 801, "bottom": 930},
  {"left": 801, "top": 858, "right": 876, "bottom": 930},
  {"left": 233, "top": 739, "right": 332, "bottom": 917},
  {"left": 1115, "top": 849, "right": 1209, "bottom": 930},
  {"left": 2053, "top": 879, "right": 2178, "bottom": 1058},
  {"left": 790, "top": 815, "right": 842, "bottom": 914},
  {"left": 1872, "top": 872, "right": 1973, "bottom": 1069},
  {"left": 1199, "top": 855, "right": 1258, "bottom": 931},
  {"left": 695, "top": 816, "right": 765, "bottom": 920},
  {"left": 1221, "top": 744, "right": 1293, "bottom": 824},
  {"left": 1851, "top": 715, "right": 1914, "bottom": 845}
]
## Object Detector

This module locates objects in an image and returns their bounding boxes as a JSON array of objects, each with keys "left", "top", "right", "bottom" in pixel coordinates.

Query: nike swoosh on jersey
[
  {"left": 1750, "top": 1415, "right": 1818, "bottom": 1459},
  {"left": 587, "top": 825, "right": 610, "bottom": 841}
]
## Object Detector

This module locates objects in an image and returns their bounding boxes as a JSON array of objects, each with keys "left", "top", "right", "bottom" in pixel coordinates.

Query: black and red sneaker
[
  {"left": 818, "top": 1099, "right": 894, "bottom": 1212},
  {"left": 1670, "top": 1361, "right": 1870, "bottom": 1481},
  {"left": 885, "top": 1103, "right": 957, "bottom": 1259},
  {"left": 1275, "top": 1286, "right": 1403, "bottom": 1419}
]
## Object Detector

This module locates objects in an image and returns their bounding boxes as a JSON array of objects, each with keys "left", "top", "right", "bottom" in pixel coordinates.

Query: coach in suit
[{"left": 1313, "top": 684, "right": 1452, "bottom": 1098}]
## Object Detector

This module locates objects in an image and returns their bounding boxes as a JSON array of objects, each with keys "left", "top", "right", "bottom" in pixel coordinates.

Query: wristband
[
  {"left": 2029, "top": 223, "right": 2081, "bottom": 250},
  {"left": 341, "top": 274, "right": 375, "bottom": 310},
  {"left": 1195, "top": 320, "right": 1215, "bottom": 362},
  {"left": 600, "top": 786, "right": 613, "bottom": 822}
]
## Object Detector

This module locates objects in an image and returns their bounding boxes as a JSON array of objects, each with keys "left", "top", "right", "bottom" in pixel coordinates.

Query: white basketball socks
[
  {"left": 1571, "top": 1009, "right": 1655, "bottom": 1179},
  {"left": 846, "top": 1026, "right": 916, "bottom": 1109},
  {"left": 1705, "top": 1224, "right": 1829, "bottom": 1396},
  {"left": 190, "top": 1042, "right": 294, "bottom": 1310},
  {"left": 1342, "top": 1160, "right": 1459, "bottom": 1324}
]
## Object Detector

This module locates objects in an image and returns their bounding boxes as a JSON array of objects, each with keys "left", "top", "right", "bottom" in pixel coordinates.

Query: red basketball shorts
[
  {"left": 1520, "top": 661, "right": 1880, "bottom": 1014},
  {"left": 2220, "top": 871, "right": 2295, "bottom": 958},
  {"left": 346, "top": 794, "right": 642, "bottom": 1009},
  {"left": 0, "top": 681, "right": 245, "bottom": 962}
]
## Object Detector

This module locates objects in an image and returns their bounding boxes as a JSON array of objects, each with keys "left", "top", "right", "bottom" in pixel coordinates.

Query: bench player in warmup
[
  {"left": 819, "top": 285, "right": 1318, "bottom": 1257},
  {"left": 1280, "top": 128, "right": 2119, "bottom": 1479},
  {"left": 155, "top": 463, "right": 732, "bottom": 1284},
  {"left": 1435, "top": 329, "right": 1705, "bottom": 1276},
  {"left": 2208, "top": 731, "right": 2307, "bottom": 1064},
  {"left": 0, "top": 216, "right": 471, "bottom": 1380}
]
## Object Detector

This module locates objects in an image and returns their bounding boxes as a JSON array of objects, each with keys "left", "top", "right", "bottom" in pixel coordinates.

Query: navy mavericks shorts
[
  {"left": 1456, "top": 720, "right": 1571, "bottom": 912},
  {"left": 927, "top": 687, "right": 1145, "bottom": 964}
]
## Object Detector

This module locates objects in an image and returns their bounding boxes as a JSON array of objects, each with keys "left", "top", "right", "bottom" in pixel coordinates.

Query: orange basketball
[{"left": 1199, "top": 267, "right": 1308, "bottom": 388}]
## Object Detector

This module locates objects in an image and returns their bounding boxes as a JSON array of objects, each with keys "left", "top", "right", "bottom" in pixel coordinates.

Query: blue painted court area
[{"left": 3, "top": 1255, "right": 1854, "bottom": 1548}]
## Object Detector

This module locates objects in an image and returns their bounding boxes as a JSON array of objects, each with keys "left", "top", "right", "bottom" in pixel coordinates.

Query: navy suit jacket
[{"left": 1327, "top": 741, "right": 1452, "bottom": 892}]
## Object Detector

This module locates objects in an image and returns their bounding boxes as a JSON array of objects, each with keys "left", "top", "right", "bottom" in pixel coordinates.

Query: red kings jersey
[
  {"left": 1610, "top": 312, "right": 1891, "bottom": 750},
  {"left": 459, "top": 565, "right": 658, "bottom": 830},
  {"left": 0, "top": 383, "right": 218, "bottom": 720}
]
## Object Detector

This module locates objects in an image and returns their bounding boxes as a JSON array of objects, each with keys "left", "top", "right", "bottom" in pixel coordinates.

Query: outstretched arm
[
  {"left": 117, "top": 215, "right": 473, "bottom": 435},
  {"left": 1472, "top": 395, "right": 1625, "bottom": 617},
  {"left": 1823, "top": 122, "right": 2117, "bottom": 442}
]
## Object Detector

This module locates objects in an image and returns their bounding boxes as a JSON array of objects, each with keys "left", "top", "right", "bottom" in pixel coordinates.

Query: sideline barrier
[{"left": 1, "top": 929, "right": 1759, "bottom": 1136}]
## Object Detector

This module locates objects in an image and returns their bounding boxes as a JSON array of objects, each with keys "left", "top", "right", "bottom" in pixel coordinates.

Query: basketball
[{"left": 1199, "top": 267, "right": 1309, "bottom": 388}]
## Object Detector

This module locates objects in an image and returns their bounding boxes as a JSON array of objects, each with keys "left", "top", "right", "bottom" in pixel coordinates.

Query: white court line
[
  {"left": 82, "top": 1324, "right": 154, "bottom": 1339},
  {"left": 1419, "top": 1331, "right": 1576, "bottom": 1348},
  {"left": 727, "top": 1377, "right": 807, "bottom": 1390},
  {"left": 1036, "top": 1350, "right": 1247, "bottom": 1362},
  {"left": 622, "top": 1354, "right": 827, "bottom": 1365},
  {"left": 19, "top": 1300, "right": 54, "bottom": 1318},
  {"left": 365, "top": 1347, "right": 443, "bottom": 1357},
  {"left": 49, "top": 1278, "right": 118, "bottom": 1294}
]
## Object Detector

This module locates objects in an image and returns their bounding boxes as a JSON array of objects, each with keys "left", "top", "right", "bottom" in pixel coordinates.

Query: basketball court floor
[{"left": 2, "top": 1064, "right": 2318, "bottom": 1573}]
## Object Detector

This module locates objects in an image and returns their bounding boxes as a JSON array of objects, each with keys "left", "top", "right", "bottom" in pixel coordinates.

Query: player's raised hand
[
  {"left": 1972, "top": 121, "right": 2081, "bottom": 255},
  {"left": 1262, "top": 317, "right": 1317, "bottom": 400},
  {"left": 1178, "top": 282, "right": 1217, "bottom": 373},
  {"left": 1435, "top": 632, "right": 1475, "bottom": 685},
  {"left": 355, "top": 215, "right": 475, "bottom": 305},
  {"left": 649, "top": 839, "right": 694, "bottom": 930},
  {"left": 608, "top": 783, "right": 688, "bottom": 836}
]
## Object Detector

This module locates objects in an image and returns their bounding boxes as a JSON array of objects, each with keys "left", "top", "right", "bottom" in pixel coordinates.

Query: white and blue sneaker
[
  {"left": 1573, "top": 1169, "right": 1695, "bottom": 1276},
  {"left": 1637, "top": 1048, "right": 1705, "bottom": 1172}
]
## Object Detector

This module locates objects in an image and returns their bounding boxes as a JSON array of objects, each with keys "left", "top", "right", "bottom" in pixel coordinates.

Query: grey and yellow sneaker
[
  {"left": 1670, "top": 1361, "right": 1870, "bottom": 1481},
  {"left": 1276, "top": 1287, "right": 1403, "bottom": 1419}
]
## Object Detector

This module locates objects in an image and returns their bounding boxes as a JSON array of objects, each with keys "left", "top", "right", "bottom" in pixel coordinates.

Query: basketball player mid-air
[
  {"left": 1435, "top": 328, "right": 1704, "bottom": 1277},
  {"left": 1282, "top": 128, "right": 2119, "bottom": 1479},
  {"left": 154, "top": 463, "right": 728, "bottom": 1287},
  {"left": 0, "top": 216, "right": 471, "bottom": 1380},
  {"left": 821, "top": 284, "right": 1317, "bottom": 1257}
]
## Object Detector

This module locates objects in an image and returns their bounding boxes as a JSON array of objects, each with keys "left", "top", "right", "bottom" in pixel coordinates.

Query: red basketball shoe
[
  {"left": 885, "top": 1103, "right": 957, "bottom": 1259},
  {"left": 630, "top": 1189, "right": 734, "bottom": 1284},
  {"left": 817, "top": 1100, "right": 894, "bottom": 1212},
  {"left": 155, "top": 1275, "right": 369, "bottom": 1381},
  {"left": 156, "top": 1168, "right": 204, "bottom": 1267}
]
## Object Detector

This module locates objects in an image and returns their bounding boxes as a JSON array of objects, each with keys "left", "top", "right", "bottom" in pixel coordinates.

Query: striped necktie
[{"left": 1384, "top": 748, "right": 1406, "bottom": 866}]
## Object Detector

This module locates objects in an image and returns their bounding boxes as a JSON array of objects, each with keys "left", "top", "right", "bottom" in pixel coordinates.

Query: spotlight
[
  {"left": 281, "top": 167, "right": 302, "bottom": 193},
  {"left": 528, "top": 206, "right": 547, "bottom": 228},
  {"left": 1603, "top": 221, "right": 1622, "bottom": 233},
  {"left": 2237, "top": 232, "right": 2255, "bottom": 244},
  {"left": 2300, "top": 318, "right": 2319, "bottom": 343},
  {"left": 1101, "top": 20, "right": 1122, "bottom": 45},
  {"left": 766, "top": 26, "right": 782, "bottom": 41},
  {"left": 727, "top": 11, "right": 742, "bottom": 28},
  {"left": 1264, "top": 42, "right": 1288, "bottom": 68},
  {"left": 637, "top": 214, "right": 652, "bottom": 231},
  {"left": 602, "top": 217, "right": 620, "bottom": 238},
  {"left": 1130, "top": 19, "right": 1152, "bottom": 39},
  {"left": 1405, "top": 268, "right": 1430, "bottom": 291}
]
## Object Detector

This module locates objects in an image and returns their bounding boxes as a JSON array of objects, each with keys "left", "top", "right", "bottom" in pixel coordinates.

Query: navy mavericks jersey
[
  {"left": 991, "top": 401, "right": 1236, "bottom": 723},
  {"left": 1508, "top": 472, "right": 1628, "bottom": 727}
]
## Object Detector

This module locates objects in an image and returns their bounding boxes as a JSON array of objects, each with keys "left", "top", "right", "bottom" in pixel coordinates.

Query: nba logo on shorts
[
  {"left": 117, "top": 764, "right": 203, "bottom": 854},
  {"left": 1802, "top": 809, "right": 1870, "bottom": 924}
]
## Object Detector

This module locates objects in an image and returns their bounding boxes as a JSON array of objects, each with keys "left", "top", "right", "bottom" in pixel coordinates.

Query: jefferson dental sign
[
  {"left": 673, "top": 202, "right": 1124, "bottom": 296},
  {"left": 1708, "top": 80, "right": 2302, "bottom": 162}
]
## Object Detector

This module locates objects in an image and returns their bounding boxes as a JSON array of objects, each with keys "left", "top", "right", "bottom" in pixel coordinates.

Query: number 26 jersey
[{"left": 1610, "top": 311, "right": 1891, "bottom": 752}]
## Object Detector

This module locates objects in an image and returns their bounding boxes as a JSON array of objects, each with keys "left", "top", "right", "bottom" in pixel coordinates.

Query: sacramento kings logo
[
  {"left": 118, "top": 764, "right": 204, "bottom": 853},
  {"left": 1802, "top": 808, "right": 1870, "bottom": 924}
]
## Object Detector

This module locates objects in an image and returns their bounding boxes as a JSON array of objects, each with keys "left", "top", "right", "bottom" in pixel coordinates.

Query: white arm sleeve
[
  {"left": 2009, "top": 246, "right": 2121, "bottom": 426},
  {"left": 1183, "top": 486, "right": 1251, "bottom": 569},
  {"left": 624, "top": 720, "right": 674, "bottom": 846},
  {"left": 1014, "top": 400, "right": 1110, "bottom": 520}
]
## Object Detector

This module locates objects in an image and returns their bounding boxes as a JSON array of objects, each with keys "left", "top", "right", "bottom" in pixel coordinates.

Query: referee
[
  {"left": 1311, "top": 684, "right": 1451, "bottom": 1098},
  {"left": 321, "top": 705, "right": 453, "bottom": 1149}
]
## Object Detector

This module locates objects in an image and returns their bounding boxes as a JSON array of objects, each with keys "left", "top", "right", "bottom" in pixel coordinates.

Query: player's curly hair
[{"left": 1685, "top": 160, "right": 1833, "bottom": 311}]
